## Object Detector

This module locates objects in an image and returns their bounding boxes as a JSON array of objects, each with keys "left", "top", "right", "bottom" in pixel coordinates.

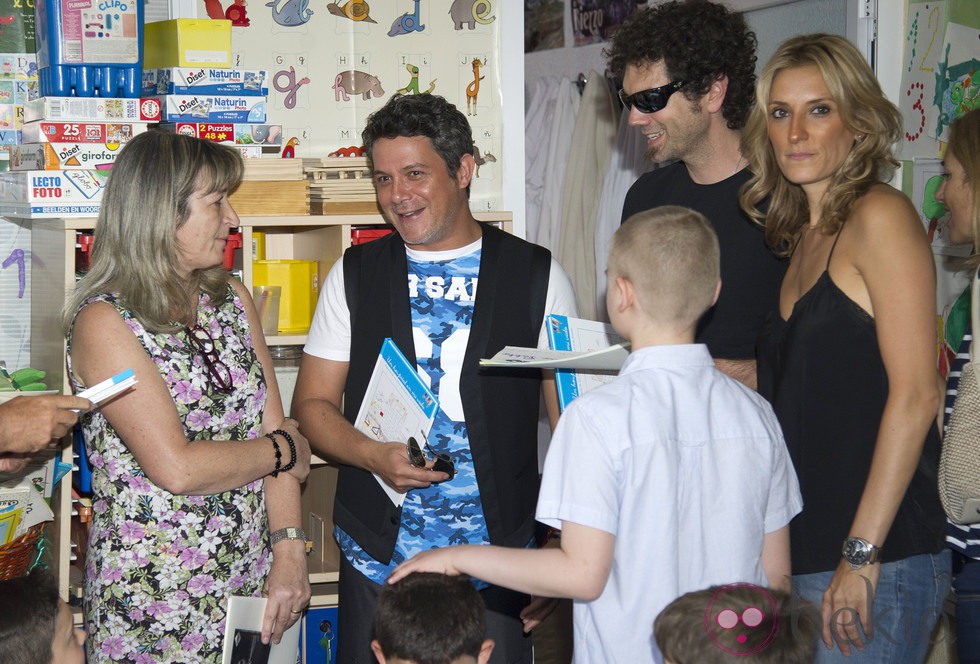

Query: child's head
[
  {"left": 654, "top": 583, "right": 818, "bottom": 664},
  {"left": 608, "top": 206, "right": 720, "bottom": 337},
  {"left": 0, "top": 571, "right": 86, "bottom": 664},
  {"left": 371, "top": 572, "right": 494, "bottom": 664}
]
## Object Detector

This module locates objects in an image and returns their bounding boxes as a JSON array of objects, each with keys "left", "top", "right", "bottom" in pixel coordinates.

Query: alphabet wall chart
[{"left": 226, "top": 0, "right": 504, "bottom": 211}]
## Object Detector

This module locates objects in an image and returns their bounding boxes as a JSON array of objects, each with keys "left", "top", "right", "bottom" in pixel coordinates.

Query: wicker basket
[{"left": 0, "top": 523, "right": 45, "bottom": 580}]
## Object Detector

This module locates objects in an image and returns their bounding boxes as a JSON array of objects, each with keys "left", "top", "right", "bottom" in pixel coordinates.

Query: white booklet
[
  {"left": 222, "top": 595, "right": 301, "bottom": 664},
  {"left": 479, "top": 315, "right": 627, "bottom": 411},
  {"left": 354, "top": 338, "right": 439, "bottom": 507}
]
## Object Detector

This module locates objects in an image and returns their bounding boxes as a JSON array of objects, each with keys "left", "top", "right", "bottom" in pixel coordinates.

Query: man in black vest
[
  {"left": 607, "top": 0, "right": 785, "bottom": 389},
  {"left": 293, "top": 93, "right": 577, "bottom": 664}
]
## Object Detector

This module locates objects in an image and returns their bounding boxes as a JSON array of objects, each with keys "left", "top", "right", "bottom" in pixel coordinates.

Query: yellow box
[
  {"left": 143, "top": 19, "right": 232, "bottom": 69},
  {"left": 253, "top": 260, "right": 319, "bottom": 334}
]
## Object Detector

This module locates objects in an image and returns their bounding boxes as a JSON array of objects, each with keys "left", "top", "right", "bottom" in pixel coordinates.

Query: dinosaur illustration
[
  {"left": 388, "top": 0, "right": 424, "bottom": 36},
  {"left": 326, "top": 0, "right": 376, "bottom": 23},
  {"left": 449, "top": 0, "right": 495, "bottom": 30},
  {"left": 472, "top": 144, "right": 496, "bottom": 178},
  {"left": 396, "top": 63, "right": 436, "bottom": 95},
  {"left": 265, "top": 0, "right": 313, "bottom": 27},
  {"left": 465, "top": 58, "right": 484, "bottom": 116}
]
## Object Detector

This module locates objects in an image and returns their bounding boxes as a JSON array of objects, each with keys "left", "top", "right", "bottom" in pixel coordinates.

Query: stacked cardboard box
[
  {"left": 147, "top": 67, "right": 281, "bottom": 159},
  {"left": 0, "top": 97, "right": 161, "bottom": 216}
]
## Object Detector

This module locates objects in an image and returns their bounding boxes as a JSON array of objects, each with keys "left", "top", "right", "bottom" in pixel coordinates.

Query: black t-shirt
[{"left": 622, "top": 162, "right": 785, "bottom": 359}]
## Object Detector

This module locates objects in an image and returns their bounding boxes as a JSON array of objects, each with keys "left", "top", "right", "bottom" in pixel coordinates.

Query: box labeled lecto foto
[
  {"left": 153, "top": 95, "right": 266, "bottom": 123},
  {"left": 142, "top": 67, "right": 268, "bottom": 96},
  {"left": 10, "top": 142, "right": 122, "bottom": 170},
  {"left": 143, "top": 20, "right": 231, "bottom": 69},
  {"left": 0, "top": 169, "right": 109, "bottom": 207}
]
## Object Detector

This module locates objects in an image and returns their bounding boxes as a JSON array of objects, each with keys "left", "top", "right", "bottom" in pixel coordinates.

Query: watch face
[{"left": 843, "top": 538, "right": 870, "bottom": 564}]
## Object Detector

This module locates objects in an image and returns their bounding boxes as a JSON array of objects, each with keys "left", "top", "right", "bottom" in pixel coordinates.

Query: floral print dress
[{"left": 67, "top": 287, "right": 271, "bottom": 664}]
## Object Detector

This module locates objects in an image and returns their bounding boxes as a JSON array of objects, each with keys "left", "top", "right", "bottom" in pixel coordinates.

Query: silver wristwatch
[
  {"left": 270, "top": 527, "right": 307, "bottom": 546},
  {"left": 841, "top": 536, "right": 881, "bottom": 569}
]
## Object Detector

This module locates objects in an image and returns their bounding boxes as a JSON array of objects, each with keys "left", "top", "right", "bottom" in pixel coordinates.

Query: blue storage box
[{"left": 34, "top": 0, "right": 144, "bottom": 97}]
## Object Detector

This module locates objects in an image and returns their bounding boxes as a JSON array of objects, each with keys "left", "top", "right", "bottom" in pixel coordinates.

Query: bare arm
[
  {"left": 0, "top": 394, "right": 90, "bottom": 453},
  {"left": 291, "top": 353, "right": 448, "bottom": 491},
  {"left": 820, "top": 190, "right": 941, "bottom": 653},
  {"left": 541, "top": 369, "right": 561, "bottom": 430},
  {"left": 388, "top": 520, "right": 615, "bottom": 601},
  {"left": 231, "top": 280, "right": 311, "bottom": 644},
  {"left": 71, "top": 298, "right": 307, "bottom": 495},
  {"left": 713, "top": 358, "right": 757, "bottom": 390},
  {"left": 761, "top": 526, "right": 791, "bottom": 592}
]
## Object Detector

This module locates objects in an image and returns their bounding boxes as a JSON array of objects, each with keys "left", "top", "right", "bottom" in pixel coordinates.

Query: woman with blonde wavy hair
[
  {"left": 935, "top": 107, "right": 980, "bottom": 664},
  {"left": 63, "top": 130, "right": 312, "bottom": 663},
  {"left": 742, "top": 34, "right": 949, "bottom": 663}
]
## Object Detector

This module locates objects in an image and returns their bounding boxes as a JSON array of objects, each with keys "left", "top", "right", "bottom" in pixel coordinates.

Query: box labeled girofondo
[{"left": 10, "top": 142, "right": 123, "bottom": 170}]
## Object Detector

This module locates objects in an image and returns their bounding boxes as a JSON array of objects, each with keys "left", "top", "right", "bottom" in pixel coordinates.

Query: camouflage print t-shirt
[{"left": 336, "top": 244, "right": 491, "bottom": 585}]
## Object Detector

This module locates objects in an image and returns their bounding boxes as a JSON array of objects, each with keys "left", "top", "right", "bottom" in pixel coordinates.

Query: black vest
[{"left": 337, "top": 223, "right": 552, "bottom": 570}]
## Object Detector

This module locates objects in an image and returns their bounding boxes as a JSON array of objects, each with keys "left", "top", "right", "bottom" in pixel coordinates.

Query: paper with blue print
[{"left": 354, "top": 338, "right": 438, "bottom": 507}]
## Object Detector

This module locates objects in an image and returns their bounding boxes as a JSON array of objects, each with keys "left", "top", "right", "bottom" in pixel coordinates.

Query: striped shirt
[{"left": 944, "top": 321, "right": 980, "bottom": 558}]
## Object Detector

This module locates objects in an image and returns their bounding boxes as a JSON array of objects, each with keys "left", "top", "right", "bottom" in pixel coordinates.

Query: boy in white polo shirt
[{"left": 388, "top": 206, "right": 802, "bottom": 664}]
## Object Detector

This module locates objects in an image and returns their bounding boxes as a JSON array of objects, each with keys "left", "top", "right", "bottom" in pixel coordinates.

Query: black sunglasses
[
  {"left": 407, "top": 435, "right": 455, "bottom": 480},
  {"left": 186, "top": 324, "right": 233, "bottom": 393},
  {"left": 618, "top": 80, "right": 687, "bottom": 114}
]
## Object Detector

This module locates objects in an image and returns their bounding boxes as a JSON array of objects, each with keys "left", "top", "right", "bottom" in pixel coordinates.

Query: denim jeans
[
  {"left": 792, "top": 550, "right": 951, "bottom": 663},
  {"left": 953, "top": 551, "right": 980, "bottom": 664}
]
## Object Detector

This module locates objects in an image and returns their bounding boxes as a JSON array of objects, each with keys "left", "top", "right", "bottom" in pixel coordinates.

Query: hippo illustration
[{"left": 332, "top": 70, "right": 384, "bottom": 101}]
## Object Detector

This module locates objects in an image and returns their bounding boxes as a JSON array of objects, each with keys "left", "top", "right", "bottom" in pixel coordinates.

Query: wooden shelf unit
[{"left": 28, "top": 209, "right": 512, "bottom": 607}]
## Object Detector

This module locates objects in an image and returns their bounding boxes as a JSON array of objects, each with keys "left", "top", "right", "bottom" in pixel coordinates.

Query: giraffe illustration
[{"left": 465, "top": 58, "right": 485, "bottom": 116}]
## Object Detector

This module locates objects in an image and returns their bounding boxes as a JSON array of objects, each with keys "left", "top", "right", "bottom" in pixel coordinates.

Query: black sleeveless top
[{"left": 757, "top": 229, "right": 946, "bottom": 575}]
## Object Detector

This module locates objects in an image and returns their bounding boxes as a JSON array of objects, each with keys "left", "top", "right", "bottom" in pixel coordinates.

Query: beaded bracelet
[
  {"left": 271, "top": 428, "right": 297, "bottom": 473},
  {"left": 268, "top": 433, "right": 283, "bottom": 477}
]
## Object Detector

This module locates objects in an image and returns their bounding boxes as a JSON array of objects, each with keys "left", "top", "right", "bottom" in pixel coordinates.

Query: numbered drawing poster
[
  {"left": 900, "top": 1, "right": 947, "bottom": 159},
  {"left": 0, "top": 217, "right": 30, "bottom": 369},
  {"left": 224, "top": 0, "right": 504, "bottom": 211}
]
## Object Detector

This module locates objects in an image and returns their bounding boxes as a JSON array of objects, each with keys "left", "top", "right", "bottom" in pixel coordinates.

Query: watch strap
[{"left": 270, "top": 526, "right": 306, "bottom": 546}]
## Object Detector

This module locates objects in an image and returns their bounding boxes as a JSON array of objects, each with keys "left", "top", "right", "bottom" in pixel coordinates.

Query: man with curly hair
[{"left": 607, "top": 0, "right": 785, "bottom": 390}]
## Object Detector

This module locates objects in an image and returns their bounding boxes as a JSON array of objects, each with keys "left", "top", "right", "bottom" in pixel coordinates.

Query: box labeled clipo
[
  {"left": 153, "top": 95, "right": 266, "bottom": 123},
  {"left": 142, "top": 67, "right": 268, "bottom": 96},
  {"left": 10, "top": 142, "right": 122, "bottom": 170},
  {"left": 21, "top": 120, "right": 149, "bottom": 144},
  {"left": 26, "top": 96, "right": 161, "bottom": 122},
  {"left": 143, "top": 20, "right": 231, "bottom": 69}
]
